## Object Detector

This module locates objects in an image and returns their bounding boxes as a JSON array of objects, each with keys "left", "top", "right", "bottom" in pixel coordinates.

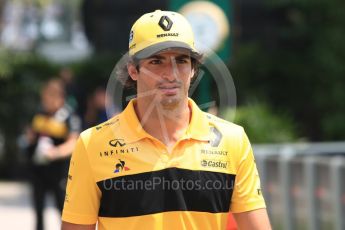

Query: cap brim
[{"left": 133, "top": 41, "right": 200, "bottom": 60}]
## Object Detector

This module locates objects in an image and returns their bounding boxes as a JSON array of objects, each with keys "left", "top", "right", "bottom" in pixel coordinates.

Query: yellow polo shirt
[{"left": 62, "top": 98, "right": 265, "bottom": 229}]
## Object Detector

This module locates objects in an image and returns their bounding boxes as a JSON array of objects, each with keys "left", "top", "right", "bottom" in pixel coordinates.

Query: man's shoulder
[{"left": 79, "top": 115, "right": 121, "bottom": 143}]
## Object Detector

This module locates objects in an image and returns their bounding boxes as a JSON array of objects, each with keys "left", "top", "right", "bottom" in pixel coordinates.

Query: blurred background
[{"left": 0, "top": 0, "right": 344, "bottom": 229}]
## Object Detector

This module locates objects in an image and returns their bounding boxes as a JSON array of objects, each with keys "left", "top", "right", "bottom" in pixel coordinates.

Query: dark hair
[{"left": 116, "top": 53, "right": 203, "bottom": 91}]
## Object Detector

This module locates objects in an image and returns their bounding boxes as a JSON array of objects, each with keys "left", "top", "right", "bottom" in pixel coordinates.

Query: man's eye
[
  {"left": 149, "top": 59, "right": 162, "bottom": 64},
  {"left": 176, "top": 59, "right": 189, "bottom": 64}
]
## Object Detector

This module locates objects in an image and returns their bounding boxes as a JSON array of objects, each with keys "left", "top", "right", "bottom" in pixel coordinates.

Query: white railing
[{"left": 253, "top": 142, "right": 345, "bottom": 230}]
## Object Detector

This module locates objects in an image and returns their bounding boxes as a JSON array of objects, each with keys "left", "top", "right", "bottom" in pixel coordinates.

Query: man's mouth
[{"left": 158, "top": 85, "right": 180, "bottom": 95}]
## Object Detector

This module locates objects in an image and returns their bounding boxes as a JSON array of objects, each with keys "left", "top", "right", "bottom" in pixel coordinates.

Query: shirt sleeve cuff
[
  {"left": 231, "top": 200, "right": 266, "bottom": 213},
  {"left": 62, "top": 210, "right": 98, "bottom": 225}
]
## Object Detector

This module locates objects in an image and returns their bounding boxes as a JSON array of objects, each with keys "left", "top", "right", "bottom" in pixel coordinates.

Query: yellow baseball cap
[{"left": 128, "top": 10, "right": 199, "bottom": 59}]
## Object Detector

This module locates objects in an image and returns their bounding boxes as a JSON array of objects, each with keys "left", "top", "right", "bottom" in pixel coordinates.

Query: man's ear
[
  {"left": 127, "top": 63, "right": 139, "bottom": 81},
  {"left": 190, "top": 68, "right": 195, "bottom": 80}
]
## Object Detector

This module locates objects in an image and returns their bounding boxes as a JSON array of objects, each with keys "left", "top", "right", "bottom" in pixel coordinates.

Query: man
[
  {"left": 25, "top": 78, "right": 81, "bottom": 230},
  {"left": 62, "top": 10, "right": 271, "bottom": 230}
]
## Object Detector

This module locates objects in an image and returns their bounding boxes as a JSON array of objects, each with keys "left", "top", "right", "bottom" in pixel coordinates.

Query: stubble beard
[
  {"left": 160, "top": 96, "right": 181, "bottom": 110},
  {"left": 159, "top": 85, "right": 189, "bottom": 111}
]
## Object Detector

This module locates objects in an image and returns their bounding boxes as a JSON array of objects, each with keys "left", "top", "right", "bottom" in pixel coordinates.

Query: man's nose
[{"left": 162, "top": 61, "right": 179, "bottom": 81}]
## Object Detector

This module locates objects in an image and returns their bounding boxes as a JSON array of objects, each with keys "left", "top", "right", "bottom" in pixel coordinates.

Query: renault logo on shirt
[
  {"left": 209, "top": 127, "right": 222, "bottom": 147},
  {"left": 109, "top": 139, "right": 126, "bottom": 147}
]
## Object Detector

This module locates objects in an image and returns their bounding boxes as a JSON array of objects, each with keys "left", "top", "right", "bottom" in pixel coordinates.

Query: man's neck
[{"left": 134, "top": 98, "right": 191, "bottom": 149}]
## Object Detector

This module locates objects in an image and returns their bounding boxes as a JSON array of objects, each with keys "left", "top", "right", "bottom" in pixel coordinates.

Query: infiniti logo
[{"left": 109, "top": 139, "right": 126, "bottom": 147}]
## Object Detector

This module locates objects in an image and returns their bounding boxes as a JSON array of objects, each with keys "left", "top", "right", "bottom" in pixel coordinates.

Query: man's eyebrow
[
  {"left": 146, "top": 54, "right": 191, "bottom": 60},
  {"left": 175, "top": 54, "right": 191, "bottom": 59},
  {"left": 147, "top": 55, "right": 165, "bottom": 60}
]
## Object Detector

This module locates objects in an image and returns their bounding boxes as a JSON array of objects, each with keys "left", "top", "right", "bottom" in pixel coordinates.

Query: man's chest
[
  {"left": 91, "top": 138, "right": 236, "bottom": 217},
  {"left": 88, "top": 138, "right": 237, "bottom": 182}
]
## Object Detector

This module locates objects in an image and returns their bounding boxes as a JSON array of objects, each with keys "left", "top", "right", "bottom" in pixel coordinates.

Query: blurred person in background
[
  {"left": 59, "top": 67, "right": 79, "bottom": 111},
  {"left": 82, "top": 86, "right": 108, "bottom": 129},
  {"left": 24, "top": 78, "right": 81, "bottom": 230}
]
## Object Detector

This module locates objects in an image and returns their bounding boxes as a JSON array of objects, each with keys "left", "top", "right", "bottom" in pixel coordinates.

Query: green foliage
[
  {"left": 0, "top": 50, "right": 59, "bottom": 178},
  {"left": 0, "top": 51, "right": 116, "bottom": 132},
  {"left": 222, "top": 103, "right": 298, "bottom": 143},
  {"left": 231, "top": 0, "right": 345, "bottom": 141},
  {"left": 71, "top": 54, "right": 117, "bottom": 92},
  {"left": 0, "top": 51, "right": 58, "bottom": 132}
]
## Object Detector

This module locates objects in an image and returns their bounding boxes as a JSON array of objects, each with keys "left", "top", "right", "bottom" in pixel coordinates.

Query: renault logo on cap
[{"left": 158, "top": 16, "right": 173, "bottom": 31}]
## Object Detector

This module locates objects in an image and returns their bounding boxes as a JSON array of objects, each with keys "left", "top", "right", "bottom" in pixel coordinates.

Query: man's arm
[
  {"left": 45, "top": 133, "right": 79, "bottom": 160},
  {"left": 62, "top": 222, "right": 96, "bottom": 230},
  {"left": 61, "top": 135, "right": 100, "bottom": 227},
  {"left": 233, "top": 208, "right": 271, "bottom": 230}
]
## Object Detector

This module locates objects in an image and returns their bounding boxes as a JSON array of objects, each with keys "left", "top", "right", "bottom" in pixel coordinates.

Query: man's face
[
  {"left": 128, "top": 49, "right": 195, "bottom": 109},
  {"left": 41, "top": 83, "right": 64, "bottom": 114}
]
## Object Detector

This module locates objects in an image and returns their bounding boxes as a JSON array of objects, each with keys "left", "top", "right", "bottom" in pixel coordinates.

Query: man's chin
[{"left": 160, "top": 96, "right": 181, "bottom": 110}]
